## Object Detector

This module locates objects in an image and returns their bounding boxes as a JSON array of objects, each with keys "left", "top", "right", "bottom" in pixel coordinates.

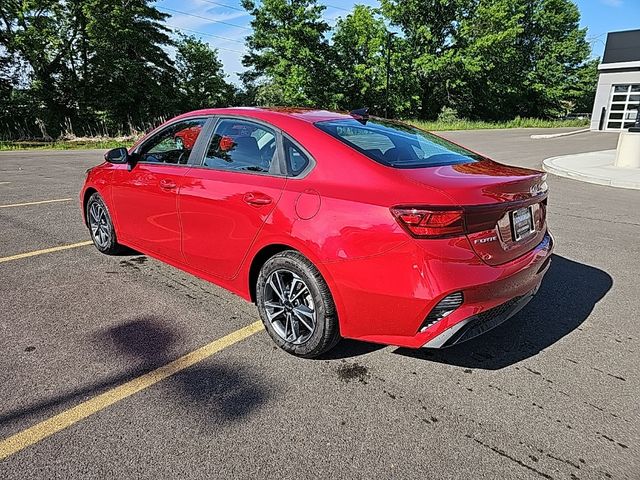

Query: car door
[
  {"left": 179, "top": 117, "right": 287, "bottom": 279},
  {"left": 110, "top": 117, "right": 209, "bottom": 261}
]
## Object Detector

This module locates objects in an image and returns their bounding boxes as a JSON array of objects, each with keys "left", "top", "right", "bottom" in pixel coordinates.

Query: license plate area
[{"left": 510, "top": 206, "right": 535, "bottom": 241}]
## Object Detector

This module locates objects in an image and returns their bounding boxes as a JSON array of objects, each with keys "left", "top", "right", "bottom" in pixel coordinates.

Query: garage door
[{"left": 607, "top": 84, "right": 640, "bottom": 131}]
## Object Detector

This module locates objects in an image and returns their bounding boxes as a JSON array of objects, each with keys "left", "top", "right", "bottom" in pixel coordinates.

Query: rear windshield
[{"left": 315, "top": 118, "right": 481, "bottom": 168}]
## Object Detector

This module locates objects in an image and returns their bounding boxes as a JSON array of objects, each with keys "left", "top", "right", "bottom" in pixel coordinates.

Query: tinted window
[
  {"left": 204, "top": 119, "right": 277, "bottom": 173},
  {"left": 139, "top": 119, "right": 206, "bottom": 164},
  {"left": 284, "top": 137, "right": 310, "bottom": 176},
  {"left": 315, "top": 118, "right": 481, "bottom": 168}
]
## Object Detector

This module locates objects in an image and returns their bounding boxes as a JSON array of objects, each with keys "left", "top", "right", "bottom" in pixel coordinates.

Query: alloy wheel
[
  {"left": 88, "top": 202, "right": 110, "bottom": 248},
  {"left": 263, "top": 269, "right": 317, "bottom": 345}
]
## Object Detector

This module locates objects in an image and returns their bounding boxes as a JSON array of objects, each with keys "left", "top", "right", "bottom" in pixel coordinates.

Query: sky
[{"left": 158, "top": 0, "right": 640, "bottom": 85}]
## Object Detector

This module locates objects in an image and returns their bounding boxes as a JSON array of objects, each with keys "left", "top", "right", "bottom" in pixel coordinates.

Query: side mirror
[{"left": 104, "top": 147, "right": 130, "bottom": 164}]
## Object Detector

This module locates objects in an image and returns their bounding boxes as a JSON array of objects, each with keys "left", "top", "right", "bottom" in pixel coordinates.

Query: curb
[
  {"left": 531, "top": 128, "right": 590, "bottom": 139},
  {"left": 542, "top": 154, "right": 640, "bottom": 190}
]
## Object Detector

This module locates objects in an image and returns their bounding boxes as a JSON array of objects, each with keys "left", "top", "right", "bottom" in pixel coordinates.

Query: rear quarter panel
[{"left": 235, "top": 119, "right": 460, "bottom": 337}]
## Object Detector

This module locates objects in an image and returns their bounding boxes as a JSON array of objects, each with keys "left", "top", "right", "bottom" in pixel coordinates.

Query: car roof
[{"left": 175, "top": 107, "right": 354, "bottom": 124}]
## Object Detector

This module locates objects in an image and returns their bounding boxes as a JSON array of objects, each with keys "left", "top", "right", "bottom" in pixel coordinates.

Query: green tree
[
  {"left": 0, "top": 0, "right": 80, "bottom": 131},
  {"left": 82, "top": 0, "right": 177, "bottom": 129},
  {"left": 241, "top": 0, "right": 335, "bottom": 107},
  {"left": 0, "top": 50, "right": 16, "bottom": 106},
  {"left": 380, "top": 0, "right": 594, "bottom": 120},
  {"left": 380, "top": 0, "right": 471, "bottom": 118},
  {"left": 569, "top": 58, "right": 599, "bottom": 114},
  {"left": 332, "top": 6, "right": 387, "bottom": 113},
  {"left": 520, "top": 0, "right": 592, "bottom": 117},
  {"left": 455, "top": 0, "right": 529, "bottom": 119},
  {"left": 0, "top": 0, "right": 600, "bottom": 138},
  {"left": 458, "top": 0, "right": 593, "bottom": 119},
  {"left": 175, "top": 35, "right": 234, "bottom": 111},
  {"left": 0, "top": 0, "right": 178, "bottom": 136},
  {"left": 332, "top": 5, "right": 420, "bottom": 117}
]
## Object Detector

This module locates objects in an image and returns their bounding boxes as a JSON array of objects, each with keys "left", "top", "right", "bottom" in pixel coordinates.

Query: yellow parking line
[
  {"left": 0, "top": 198, "right": 72, "bottom": 208},
  {"left": 0, "top": 321, "right": 264, "bottom": 460},
  {"left": 0, "top": 241, "right": 93, "bottom": 264}
]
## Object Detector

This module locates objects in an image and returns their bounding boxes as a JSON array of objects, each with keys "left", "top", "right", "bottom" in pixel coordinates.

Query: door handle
[
  {"left": 159, "top": 179, "right": 177, "bottom": 190},
  {"left": 244, "top": 192, "right": 272, "bottom": 207}
]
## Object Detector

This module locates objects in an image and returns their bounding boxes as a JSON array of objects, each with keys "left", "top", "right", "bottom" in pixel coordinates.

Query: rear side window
[
  {"left": 284, "top": 137, "right": 310, "bottom": 176},
  {"left": 204, "top": 119, "right": 277, "bottom": 173},
  {"left": 315, "top": 118, "right": 481, "bottom": 168}
]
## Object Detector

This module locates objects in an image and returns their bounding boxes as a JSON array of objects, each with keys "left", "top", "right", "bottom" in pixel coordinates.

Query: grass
[
  {"left": 407, "top": 117, "right": 590, "bottom": 131},
  {"left": 0, "top": 117, "right": 590, "bottom": 151},
  {"left": 0, "top": 138, "right": 135, "bottom": 151}
]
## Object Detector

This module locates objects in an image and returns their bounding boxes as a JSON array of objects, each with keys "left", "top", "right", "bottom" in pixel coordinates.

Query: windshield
[{"left": 315, "top": 118, "right": 481, "bottom": 168}]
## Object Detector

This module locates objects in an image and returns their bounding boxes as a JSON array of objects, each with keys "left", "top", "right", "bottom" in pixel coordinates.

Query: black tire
[
  {"left": 256, "top": 250, "right": 341, "bottom": 358},
  {"left": 85, "top": 192, "right": 124, "bottom": 255}
]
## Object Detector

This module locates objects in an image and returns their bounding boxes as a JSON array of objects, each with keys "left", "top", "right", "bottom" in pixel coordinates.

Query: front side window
[
  {"left": 204, "top": 119, "right": 277, "bottom": 173},
  {"left": 315, "top": 118, "right": 481, "bottom": 168},
  {"left": 139, "top": 119, "right": 206, "bottom": 164}
]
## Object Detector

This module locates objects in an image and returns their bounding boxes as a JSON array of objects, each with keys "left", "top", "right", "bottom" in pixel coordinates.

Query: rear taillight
[
  {"left": 391, "top": 207, "right": 465, "bottom": 238},
  {"left": 392, "top": 199, "right": 546, "bottom": 239},
  {"left": 391, "top": 204, "right": 514, "bottom": 239}
]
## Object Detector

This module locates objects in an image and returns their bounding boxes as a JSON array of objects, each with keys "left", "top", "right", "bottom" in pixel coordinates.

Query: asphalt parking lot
[{"left": 1, "top": 128, "right": 638, "bottom": 479}]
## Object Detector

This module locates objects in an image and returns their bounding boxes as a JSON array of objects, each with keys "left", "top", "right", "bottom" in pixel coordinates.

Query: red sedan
[{"left": 81, "top": 108, "right": 553, "bottom": 358}]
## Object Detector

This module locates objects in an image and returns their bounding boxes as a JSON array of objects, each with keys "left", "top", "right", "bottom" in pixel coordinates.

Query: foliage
[
  {"left": 331, "top": 6, "right": 387, "bottom": 113},
  {"left": 380, "top": 0, "right": 595, "bottom": 120},
  {"left": 241, "top": 0, "right": 335, "bottom": 107},
  {"left": 437, "top": 107, "right": 461, "bottom": 123},
  {"left": 409, "top": 116, "right": 590, "bottom": 131},
  {"left": 80, "top": 0, "right": 178, "bottom": 127},
  {"left": 175, "top": 35, "right": 235, "bottom": 110},
  {"left": 0, "top": 138, "right": 136, "bottom": 151},
  {"left": 0, "top": 0, "right": 600, "bottom": 141},
  {"left": 463, "top": 0, "right": 593, "bottom": 119},
  {"left": 380, "top": 0, "right": 472, "bottom": 118},
  {"left": 568, "top": 58, "right": 599, "bottom": 113},
  {"left": 0, "top": 116, "right": 590, "bottom": 149},
  {"left": 0, "top": 0, "right": 234, "bottom": 139},
  {"left": 329, "top": 5, "right": 420, "bottom": 118}
]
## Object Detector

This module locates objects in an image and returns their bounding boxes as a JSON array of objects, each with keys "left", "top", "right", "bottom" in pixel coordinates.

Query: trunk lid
[{"left": 397, "top": 159, "right": 549, "bottom": 265}]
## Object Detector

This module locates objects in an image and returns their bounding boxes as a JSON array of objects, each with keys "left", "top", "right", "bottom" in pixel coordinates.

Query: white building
[{"left": 590, "top": 29, "right": 640, "bottom": 132}]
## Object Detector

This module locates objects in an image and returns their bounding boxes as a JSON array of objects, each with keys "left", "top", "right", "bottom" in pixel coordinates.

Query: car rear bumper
[
  {"left": 422, "top": 286, "right": 538, "bottom": 348},
  {"left": 325, "top": 231, "right": 553, "bottom": 348}
]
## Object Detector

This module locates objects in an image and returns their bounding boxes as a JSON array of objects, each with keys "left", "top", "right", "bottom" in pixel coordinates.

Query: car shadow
[
  {"left": 110, "top": 246, "right": 140, "bottom": 256},
  {"left": 316, "top": 339, "right": 386, "bottom": 360},
  {"left": 107, "top": 317, "right": 270, "bottom": 422},
  {"left": 1, "top": 316, "right": 270, "bottom": 429},
  {"left": 106, "top": 315, "right": 177, "bottom": 366},
  {"left": 393, "top": 255, "right": 612, "bottom": 369}
]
